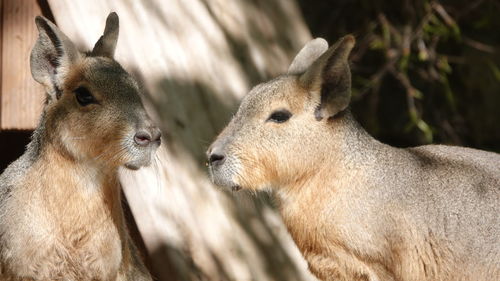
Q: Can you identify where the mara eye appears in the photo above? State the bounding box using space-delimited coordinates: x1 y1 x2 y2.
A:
74 86 96 106
267 110 292 123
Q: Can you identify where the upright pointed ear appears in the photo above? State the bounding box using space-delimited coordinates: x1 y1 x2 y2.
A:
288 38 328 75
91 12 119 58
299 35 355 120
30 16 79 100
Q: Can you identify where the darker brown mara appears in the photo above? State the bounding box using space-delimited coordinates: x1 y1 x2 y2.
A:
0 13 159 280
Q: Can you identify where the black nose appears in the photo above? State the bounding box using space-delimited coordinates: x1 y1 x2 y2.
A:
134 131 152 146
208 153 225 166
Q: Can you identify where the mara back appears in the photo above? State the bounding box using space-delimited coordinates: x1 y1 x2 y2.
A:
207 36 500 281
0 13 159 280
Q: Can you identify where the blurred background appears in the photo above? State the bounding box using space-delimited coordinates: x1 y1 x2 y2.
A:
0 0 498 280
299 0 500 150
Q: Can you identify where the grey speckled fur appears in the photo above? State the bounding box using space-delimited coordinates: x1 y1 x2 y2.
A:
208 36 500 281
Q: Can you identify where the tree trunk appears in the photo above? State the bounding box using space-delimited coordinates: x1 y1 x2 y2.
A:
47 0 317 280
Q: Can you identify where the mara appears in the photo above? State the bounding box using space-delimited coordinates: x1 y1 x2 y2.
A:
208 36 500 281
0 13 159 280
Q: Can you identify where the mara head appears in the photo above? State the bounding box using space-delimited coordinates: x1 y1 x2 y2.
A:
207 36 355 191
31 13 160 170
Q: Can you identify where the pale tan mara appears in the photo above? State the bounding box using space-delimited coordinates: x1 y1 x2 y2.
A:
207 36 500 281
0 13 159 280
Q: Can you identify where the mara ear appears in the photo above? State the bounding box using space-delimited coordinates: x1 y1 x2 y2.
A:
91 12 119 58
288 38 328 75
30 16 79 100
299 35 355 120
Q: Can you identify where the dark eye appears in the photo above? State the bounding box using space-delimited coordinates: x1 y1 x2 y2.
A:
74 86 96 106
267 110 292 123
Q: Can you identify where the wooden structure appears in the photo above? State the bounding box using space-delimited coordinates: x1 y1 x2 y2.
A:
0 0 54 184
0 0 46 129
1 1 317 280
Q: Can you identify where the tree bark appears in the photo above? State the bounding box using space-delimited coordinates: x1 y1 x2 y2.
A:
47 0 317 280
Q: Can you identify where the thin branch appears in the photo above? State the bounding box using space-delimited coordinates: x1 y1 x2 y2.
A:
356 57 398 98
455 0 487 19
462 36 497 53
431 1 457 27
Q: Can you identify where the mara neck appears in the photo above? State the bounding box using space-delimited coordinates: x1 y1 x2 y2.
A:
277 110 391 202
29 143 125 232
21 143 127 243
33 142 122 207
326 110 386 159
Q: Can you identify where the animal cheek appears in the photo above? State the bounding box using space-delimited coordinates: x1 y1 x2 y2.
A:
57 124 90 161
234 149 280 190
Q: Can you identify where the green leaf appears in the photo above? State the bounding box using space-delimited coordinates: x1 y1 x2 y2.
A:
437 56 452 74
409 109 433 143
488 62 500 82
370 38 384 50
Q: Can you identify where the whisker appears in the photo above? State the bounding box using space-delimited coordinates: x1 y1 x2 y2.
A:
94 149 112 161
99 146 128 167
110 147 129 164
152 153 162 193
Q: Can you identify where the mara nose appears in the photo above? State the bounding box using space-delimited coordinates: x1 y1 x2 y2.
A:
134 127 161 146
208 153 225 166
134 131 152 146
207 144 226 166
